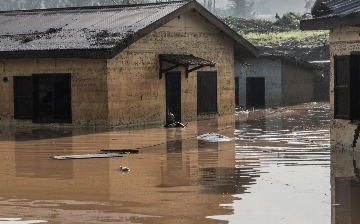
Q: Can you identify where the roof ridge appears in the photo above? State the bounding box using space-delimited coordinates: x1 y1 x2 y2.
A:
0 0 192 14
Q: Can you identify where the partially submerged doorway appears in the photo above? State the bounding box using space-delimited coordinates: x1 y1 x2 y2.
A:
246 77 265 108
166 71 181 122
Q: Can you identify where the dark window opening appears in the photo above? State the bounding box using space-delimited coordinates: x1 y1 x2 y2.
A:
334 55 360 120
14 74 72 123
13 76 33 119
197 71 217 114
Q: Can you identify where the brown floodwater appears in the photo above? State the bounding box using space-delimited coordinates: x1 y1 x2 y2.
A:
0 102 330 224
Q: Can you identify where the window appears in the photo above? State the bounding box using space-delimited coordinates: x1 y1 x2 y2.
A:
334 55 360 120
13 74 72 123
197 71 217 114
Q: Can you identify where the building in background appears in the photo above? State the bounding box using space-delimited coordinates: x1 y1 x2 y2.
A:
235 54 321 108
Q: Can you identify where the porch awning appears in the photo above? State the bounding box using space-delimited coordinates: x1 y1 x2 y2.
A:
159 54 216 79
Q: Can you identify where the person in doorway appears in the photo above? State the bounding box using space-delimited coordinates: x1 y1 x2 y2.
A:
164 111 187 128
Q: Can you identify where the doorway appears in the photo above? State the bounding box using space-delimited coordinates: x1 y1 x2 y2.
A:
246 77 265 108
166 71 181 121
235 77 240 106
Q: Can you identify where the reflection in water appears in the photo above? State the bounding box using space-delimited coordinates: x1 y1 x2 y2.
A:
331 149 360 224
0 103 331 223
210 103 331 223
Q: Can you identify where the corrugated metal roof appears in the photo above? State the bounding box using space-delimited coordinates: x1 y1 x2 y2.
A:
0 0 259 59
0 2 187 52
312 0 360 18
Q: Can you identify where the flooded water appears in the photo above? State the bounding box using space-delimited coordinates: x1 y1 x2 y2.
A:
0 102 331 224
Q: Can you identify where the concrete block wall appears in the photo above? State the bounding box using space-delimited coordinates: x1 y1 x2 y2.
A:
329 26 360 149
0 58 108 127
0 10 235 128
107 10 235 127
281 63 314 106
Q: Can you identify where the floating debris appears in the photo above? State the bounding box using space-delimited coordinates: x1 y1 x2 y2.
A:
197 133 232 142
100 149 139 154
51 153 123 160
118 166 130 172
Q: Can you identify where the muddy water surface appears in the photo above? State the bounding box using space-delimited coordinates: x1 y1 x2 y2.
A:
0 103 330 224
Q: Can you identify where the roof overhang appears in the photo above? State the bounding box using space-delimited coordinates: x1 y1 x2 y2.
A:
300 13 360 30
159 54 216 79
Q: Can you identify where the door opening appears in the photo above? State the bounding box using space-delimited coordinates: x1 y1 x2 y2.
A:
246 77 265 108
166 72 181 122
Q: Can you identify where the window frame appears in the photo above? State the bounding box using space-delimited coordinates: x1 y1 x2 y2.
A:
334 55 360 120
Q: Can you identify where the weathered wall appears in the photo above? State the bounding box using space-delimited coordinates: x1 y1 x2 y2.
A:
0 10 235 128
235 58 282 107
0 58 108 127
281 63 314 106
329 26 360 150
107 10 235 127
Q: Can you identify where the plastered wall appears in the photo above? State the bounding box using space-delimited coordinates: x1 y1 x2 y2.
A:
0 10 235 128
107 10 235 127
281 63 314 106
235 58 282 107
0 58 108 127
329 26 360 149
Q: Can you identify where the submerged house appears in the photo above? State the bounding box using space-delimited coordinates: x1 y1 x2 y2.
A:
301 0 360 149
0 0 258 127
234 54 321 108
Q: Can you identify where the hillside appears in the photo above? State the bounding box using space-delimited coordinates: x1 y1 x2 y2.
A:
219 14 330 62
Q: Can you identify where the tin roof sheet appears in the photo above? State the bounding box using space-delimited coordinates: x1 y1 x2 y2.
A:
0 2 187 52
0 0 258 59
312 0 360 18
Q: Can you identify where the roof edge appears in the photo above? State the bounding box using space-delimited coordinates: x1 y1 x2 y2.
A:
300 12 360 30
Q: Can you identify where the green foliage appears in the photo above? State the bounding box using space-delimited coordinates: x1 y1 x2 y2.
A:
274 12 302 29
228 0 254 18
219 14 329 47
243 30 329 46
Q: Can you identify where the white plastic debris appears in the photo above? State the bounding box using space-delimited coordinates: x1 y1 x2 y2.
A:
196 133 232 142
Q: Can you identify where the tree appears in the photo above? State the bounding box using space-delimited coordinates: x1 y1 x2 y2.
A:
304 0 315 12
228 0 254 18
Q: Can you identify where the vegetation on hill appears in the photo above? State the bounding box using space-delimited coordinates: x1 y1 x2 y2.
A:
219 12 330 61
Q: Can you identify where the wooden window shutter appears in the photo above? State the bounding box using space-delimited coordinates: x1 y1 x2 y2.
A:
197 71 217 114
350 55 360 120
13 76 33 119
334 55 351 119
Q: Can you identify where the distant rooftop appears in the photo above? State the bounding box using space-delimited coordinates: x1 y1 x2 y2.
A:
301 0 360 30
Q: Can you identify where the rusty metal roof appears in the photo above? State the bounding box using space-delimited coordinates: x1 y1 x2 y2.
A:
0 0 258 59
301 0 360 30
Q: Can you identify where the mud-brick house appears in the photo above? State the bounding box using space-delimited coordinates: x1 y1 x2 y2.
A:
0 0 258 127
234 54 321 108
301 0 360 150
